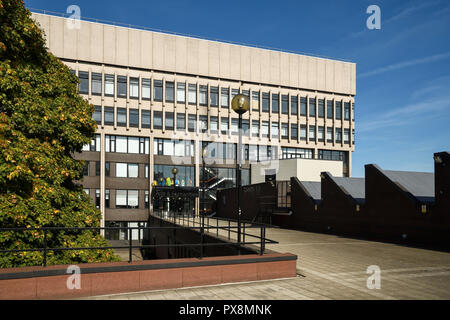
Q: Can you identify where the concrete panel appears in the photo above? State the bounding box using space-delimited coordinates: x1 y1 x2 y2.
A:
280 52 290 86
229 45 241 80
186 38 199 75
325 59 335 92
164 34 176 72
198 39 209 76
35 14 50 49
128 28 141 67
240 46 251 80
48 16 64 58
307 56 317 90
153 32 165 71
141 31 153 69
260 50 271 83
250 47 261 82
90 23 104 63
175 36 187 73
298 55 308 89
219 43 230 78
317 58 326 91
289 54 299 88
208 42 220 77
63 19 78 60
115 27 128 66
270 51 280 84
103 25 116 64
77 21 91 61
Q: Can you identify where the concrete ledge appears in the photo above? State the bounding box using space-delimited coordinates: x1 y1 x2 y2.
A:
0 253 297 300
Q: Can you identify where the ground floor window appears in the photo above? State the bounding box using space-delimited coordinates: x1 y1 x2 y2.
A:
105 221 147 241
153 165 195 187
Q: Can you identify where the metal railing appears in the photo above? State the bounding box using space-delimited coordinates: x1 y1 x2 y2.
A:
0 215 277 267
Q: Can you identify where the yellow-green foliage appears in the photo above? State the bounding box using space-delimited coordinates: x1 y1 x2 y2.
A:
0 0 120 267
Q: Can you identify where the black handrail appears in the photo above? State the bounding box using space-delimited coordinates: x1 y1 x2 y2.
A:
0 215 277 267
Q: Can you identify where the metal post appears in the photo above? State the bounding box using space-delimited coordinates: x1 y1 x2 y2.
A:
228 220 230 240
43 228 47 267
128 227 132 263
237 113 242 249
243 222 246 244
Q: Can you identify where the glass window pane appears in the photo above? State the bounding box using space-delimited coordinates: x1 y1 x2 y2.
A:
91 73 102 95
129 77 139 98
116 163 127 177
116 190 127 207
116 136 127 153
177 82 185 103
127 190 139 208
142 78 151 100
104 74 114 96
117 76 127 98
128 164 139 178
165 81 174 102
128 137 139 154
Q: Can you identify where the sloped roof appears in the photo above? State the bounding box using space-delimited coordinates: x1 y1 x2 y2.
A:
301 181 322 203
330 176 366 204
382 170 434 203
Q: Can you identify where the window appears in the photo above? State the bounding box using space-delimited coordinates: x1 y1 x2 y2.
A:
188 84 197 105
153 111 163 129
281 123 289 139
300 125 307 141
221 117 229 134
327 127 333 142
129 77 139 99
128 164 139 178
291 96 298 115
231 119 238 135
281 147 314 160
82 161 89 176
177 82 185 103
291 124 298 140
117 108 127 127
165 81 174 102
221 88 229 108
335 128 342 142
142 78 151 100
282 95 289 114
318 99 325 118
145 164 149 178
272 94 279 113
78 71 89 94
105 106 115 126
271 122 279 138
309 125 316 141
252 120 259 137
188 114 196 132
105 162 110 176
242 119 250 136
115 190 139 209
176 113 185 130
199 115 208 133
352 103 355 122
336 101 342 120
262 121 269 138
300 97 307 116
105 189 110 208
154 165 195 187
105 189 111 208
344 128 350 144
165 112 174 130
344 102 350 120
154 80 163 101
105 135 115 152
210 116 218 133
252 91 259 111
95 189 100 208
116 136 127 153
95 161 100 176
83 134 100 152
128 137 139 154
141 110 151 128
231 89 239 99
145 191 149 209
262 93 269 112
104 74 114 96
129 109 139 128
91 73 102 95
210 86 218 106
106 136 149 154
327 100 333 119
154 139 194 157
352 129 355 145
309 98 316 117
93 106 102 125
242 90 250 98
318 126 325 142
199 85 208 106
117 76 127 98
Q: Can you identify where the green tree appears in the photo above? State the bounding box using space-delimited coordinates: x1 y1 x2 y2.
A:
0 0 120 267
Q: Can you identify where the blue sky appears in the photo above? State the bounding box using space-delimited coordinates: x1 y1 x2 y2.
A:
24 0 450 177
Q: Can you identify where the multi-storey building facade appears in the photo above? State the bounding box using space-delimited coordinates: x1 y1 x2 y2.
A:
32 12 356 240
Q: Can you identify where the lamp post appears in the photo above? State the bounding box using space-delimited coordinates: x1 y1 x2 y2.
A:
201 147 208 258
231 93 250 251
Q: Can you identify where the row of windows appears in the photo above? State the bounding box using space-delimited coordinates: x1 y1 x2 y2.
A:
84 188 148 209
77 71 353 119
92 108 354 144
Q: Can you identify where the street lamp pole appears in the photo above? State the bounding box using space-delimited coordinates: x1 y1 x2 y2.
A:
231 94 249 252
201 147 207 258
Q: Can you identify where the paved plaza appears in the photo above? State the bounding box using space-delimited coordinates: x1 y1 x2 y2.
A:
84 218 450 300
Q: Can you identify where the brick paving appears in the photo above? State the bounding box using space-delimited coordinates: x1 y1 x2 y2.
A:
83 217 450 300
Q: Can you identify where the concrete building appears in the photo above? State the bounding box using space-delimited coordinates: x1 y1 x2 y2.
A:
31 12 356 240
